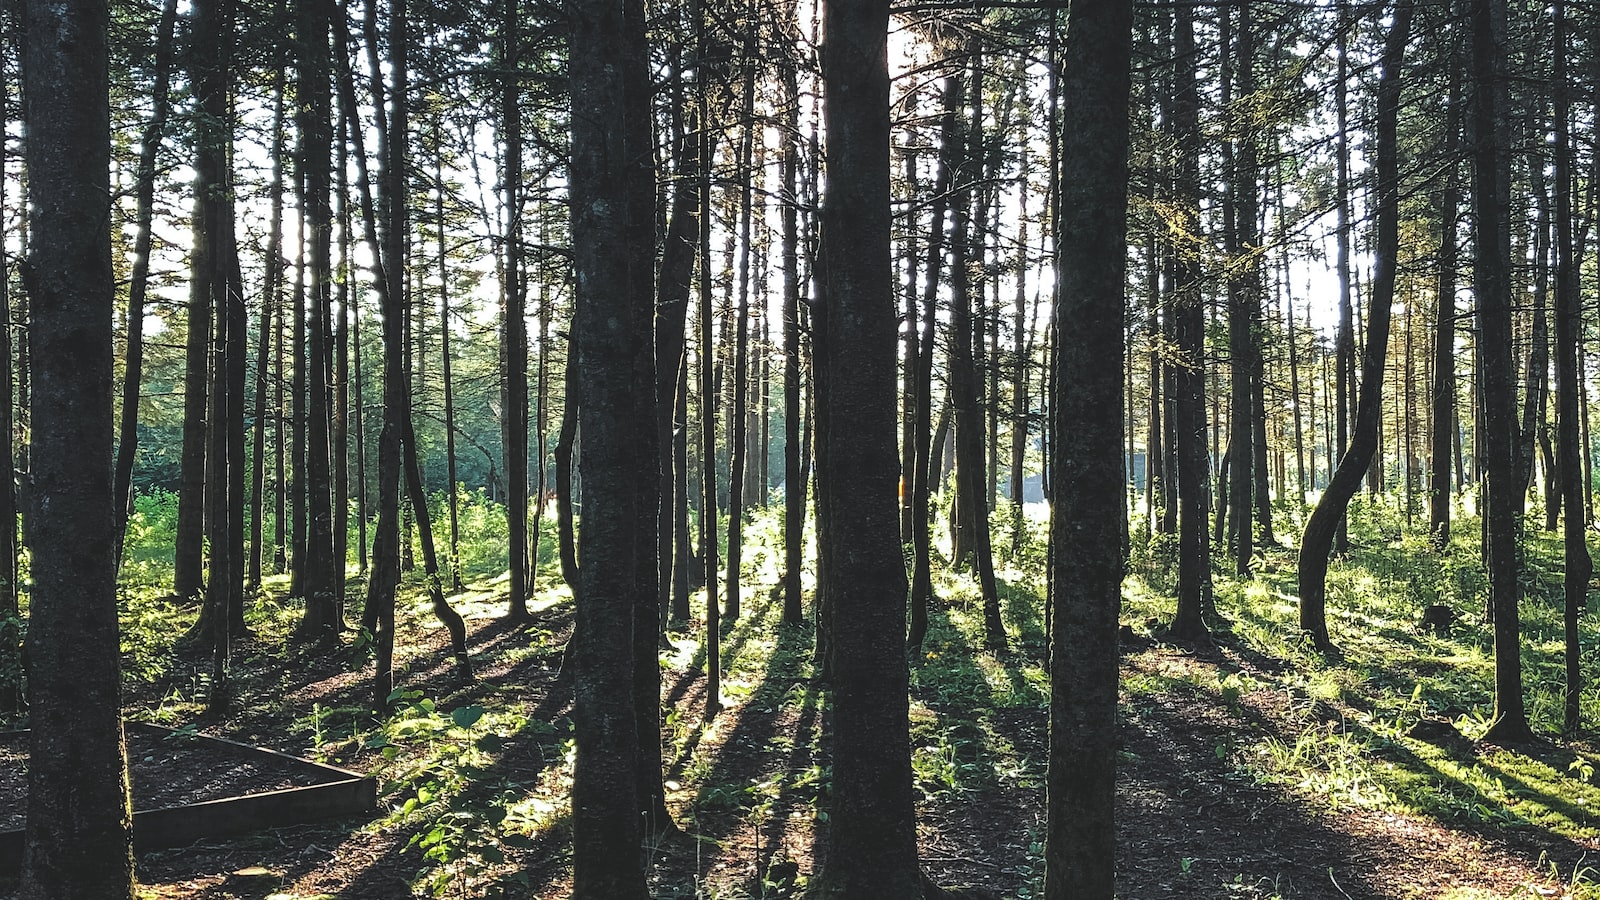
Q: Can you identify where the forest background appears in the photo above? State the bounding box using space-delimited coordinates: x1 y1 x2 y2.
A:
9 0 1600 896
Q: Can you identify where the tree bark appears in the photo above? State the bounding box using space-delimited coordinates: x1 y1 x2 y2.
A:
1046 0 1132 891
18 0 136 889
1472 0 1532 743
1430 49 1461 548
113 0 178 562
1553 0 1590 734
1298 0 1410 654
567 0 655 891
810 0 922 893
1169 0 1211 640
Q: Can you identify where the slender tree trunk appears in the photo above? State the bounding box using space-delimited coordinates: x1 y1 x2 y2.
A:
907 75 957 656
1333 13 1354 556
113 0 178 562
1299 0 1410 653
436 121 463 591
334 114 351 610
781 32 805 627
1225 1 1253 573
1170 1 1211 640
0 53 17 714
294 0 337 641
1431 52 1461 548
1472 0 1532 743
250 60 286 593
1553 0 1590 734
725 63 756 624
501 0 531 619
949 58 1004 649
695 0 722 718
655 103 699 635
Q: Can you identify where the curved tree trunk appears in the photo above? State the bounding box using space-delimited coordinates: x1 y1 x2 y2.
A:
113 0 178 564
1298 0 1410 654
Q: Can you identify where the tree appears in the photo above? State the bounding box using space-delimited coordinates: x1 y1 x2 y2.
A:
1297 0 1410 653
566 0 655 893
1470 0 1532 744
501 0 532 621
808 0 921 892
1430 50 1461 549
1168 0 1212 641
1552 0 1589 735
112 0 177 562
18 0 136 892
1046 0 1132 891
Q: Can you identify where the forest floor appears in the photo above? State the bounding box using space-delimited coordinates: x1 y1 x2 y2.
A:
8 503 1600 899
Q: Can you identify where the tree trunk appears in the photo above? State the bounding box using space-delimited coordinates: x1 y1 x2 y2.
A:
567 0 655 890
1046 0 1132 891
907 75 958 656
725 62 755 624
1333 15 1354 556
501 0 531 621
781 35 805 627
950 58 1004 650
18 0 136 889
1552 0 1590 734
1472 0 1532 743
1298 0 1410 654
1430 51 1461 548
1170 0 1211 641
294 0 337 641
250 58 286 592
113 0 178 562
810 0 922 892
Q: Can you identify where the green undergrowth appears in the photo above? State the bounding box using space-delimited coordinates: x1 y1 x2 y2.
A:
77 488 1600 897
1126 496 1600 855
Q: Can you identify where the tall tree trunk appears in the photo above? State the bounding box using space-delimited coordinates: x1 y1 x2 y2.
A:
1170 0 1211 640
781 28 805 627
1473 0 1532 743
1431 50 1461 548
725 63 756 624
1224 1 1253 573
18 0 136 891
1298 0 1410 653
907 74 958 656
950 57 1004 650
0 51 17 714
501 0 531 621
811 0 921 891
113 0 178 561
294 0 337 641
333 112 351 610
436 120 463 591
657 101 698 631
250 57 286 592
696 0 722 717
1046 0 1132 891
1552 0 1590 734
1333 12 1355 556
567 0 656 889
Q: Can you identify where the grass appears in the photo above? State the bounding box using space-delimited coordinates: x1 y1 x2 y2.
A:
12 488 1600 896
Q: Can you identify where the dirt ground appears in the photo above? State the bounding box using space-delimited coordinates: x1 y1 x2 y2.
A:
3 600 1595 899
